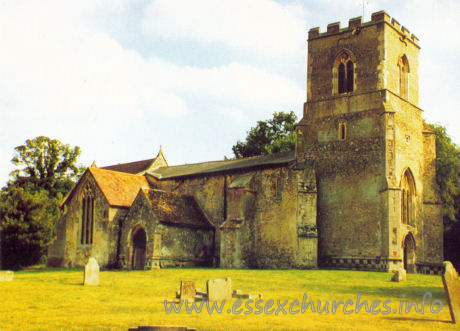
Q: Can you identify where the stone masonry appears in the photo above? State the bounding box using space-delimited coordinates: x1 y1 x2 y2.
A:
46 11 443 274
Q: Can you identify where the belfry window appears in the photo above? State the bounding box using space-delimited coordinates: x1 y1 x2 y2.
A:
337 52 354 94
81 184 95 244
400 169 415 226
398 55 409 99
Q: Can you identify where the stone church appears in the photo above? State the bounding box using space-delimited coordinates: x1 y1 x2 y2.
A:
47 11 443 274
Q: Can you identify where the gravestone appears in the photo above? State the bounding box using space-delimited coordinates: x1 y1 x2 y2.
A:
391 269 406 282
442 261 460 324
207 277 232 301
83 257 100 286
0 271 14 281
180 280 196 302
249 293 263 300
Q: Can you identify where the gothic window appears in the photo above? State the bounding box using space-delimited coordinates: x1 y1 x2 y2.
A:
275 177 282 200
398 55 409 99
400 169 415 226
338 121 347 140
81 183 95 244
336 51 354 94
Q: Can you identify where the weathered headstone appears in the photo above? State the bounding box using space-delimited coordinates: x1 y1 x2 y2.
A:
180 280 195 302
207 277 232 301
391 269 406 282
249 293 263 300
442 261 460 324
0 271 14 281
83 257 100 286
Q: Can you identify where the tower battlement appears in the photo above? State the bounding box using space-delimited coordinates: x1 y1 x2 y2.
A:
308 10 419 45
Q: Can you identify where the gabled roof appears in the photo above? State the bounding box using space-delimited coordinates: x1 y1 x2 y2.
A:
148 150 296 180
60 168 151 208
141 189 214 229
89 168 151 207
100 147 168 175
101 158 155 174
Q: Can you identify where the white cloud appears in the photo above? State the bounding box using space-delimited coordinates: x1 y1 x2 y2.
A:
0 1 303 122
142 0 308 56
0 5 187 119
0 0 305 186
167 62 303 109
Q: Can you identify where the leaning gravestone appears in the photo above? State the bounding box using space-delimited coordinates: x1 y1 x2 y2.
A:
180 280 196 302
391 269 406 282
207 277 232 301
442 261 460 324
83 257 100 286
0 271 14 281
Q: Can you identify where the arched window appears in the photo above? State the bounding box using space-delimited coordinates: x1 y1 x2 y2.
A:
335 51 354 94
400 169 415 226
81 183 95 244
275 177 282 200
338 121 347 140
398 55 409 99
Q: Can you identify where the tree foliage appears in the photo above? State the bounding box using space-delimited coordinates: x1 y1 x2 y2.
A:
232 111 297 158
427 124 460 223
427 124 460 268
1 136 82 269
0 182 59 268
10 136 81 198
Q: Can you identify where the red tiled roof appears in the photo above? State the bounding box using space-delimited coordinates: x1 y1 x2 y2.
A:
141 189 214 229
89 168 151 207
101 158 154 174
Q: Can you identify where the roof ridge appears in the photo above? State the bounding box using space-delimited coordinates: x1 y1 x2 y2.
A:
101 157 155 168
158 150 294 170
89 167 148 177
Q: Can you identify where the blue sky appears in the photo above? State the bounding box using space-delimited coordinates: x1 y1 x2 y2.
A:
1 0 459 186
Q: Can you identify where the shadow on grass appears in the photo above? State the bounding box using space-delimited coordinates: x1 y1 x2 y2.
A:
383 316 452 324
17 267 84 273
346 285 446 300
292 282 446 302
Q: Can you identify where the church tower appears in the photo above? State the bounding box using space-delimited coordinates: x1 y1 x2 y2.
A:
297 11 443 273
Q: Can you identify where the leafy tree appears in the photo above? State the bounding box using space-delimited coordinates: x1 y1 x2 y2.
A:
0 182 59 269
427 124 460 268
1 136 82 269
232 111 297 158
10 136 81 198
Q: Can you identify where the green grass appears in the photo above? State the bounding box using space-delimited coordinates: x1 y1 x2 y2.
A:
0 268 456 330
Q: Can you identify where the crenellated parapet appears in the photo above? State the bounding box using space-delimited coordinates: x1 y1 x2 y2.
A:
308 10 419 46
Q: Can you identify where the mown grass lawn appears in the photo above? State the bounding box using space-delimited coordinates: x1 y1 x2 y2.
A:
0 267 456 330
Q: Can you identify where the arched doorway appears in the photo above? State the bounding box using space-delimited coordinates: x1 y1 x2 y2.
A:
403 233 416 273
132 228 146 270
